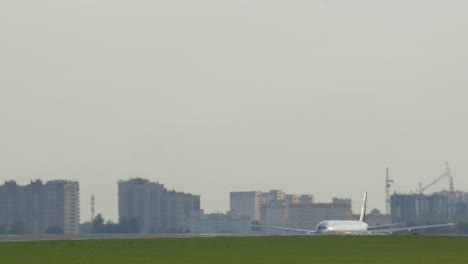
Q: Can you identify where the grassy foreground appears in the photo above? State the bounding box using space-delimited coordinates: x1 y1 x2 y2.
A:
0 235 467 264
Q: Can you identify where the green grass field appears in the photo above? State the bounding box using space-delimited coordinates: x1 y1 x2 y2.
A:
0 235 467 264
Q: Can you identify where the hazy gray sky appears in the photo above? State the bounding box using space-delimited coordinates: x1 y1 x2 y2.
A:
2 1 468 222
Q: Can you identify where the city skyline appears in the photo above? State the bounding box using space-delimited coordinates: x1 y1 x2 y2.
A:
0 173 461 224
2 176 465 235
2 1 468 222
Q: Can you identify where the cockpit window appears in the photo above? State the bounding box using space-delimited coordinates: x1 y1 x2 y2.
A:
318 226 327 230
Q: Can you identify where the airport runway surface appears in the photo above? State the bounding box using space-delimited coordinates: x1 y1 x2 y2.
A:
1 233 465 242
0 233 260 242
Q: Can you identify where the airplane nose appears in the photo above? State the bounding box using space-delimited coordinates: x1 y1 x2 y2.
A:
316 226 328 233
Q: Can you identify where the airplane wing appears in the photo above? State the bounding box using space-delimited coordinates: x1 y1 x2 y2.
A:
252 225 316 234
367 223 402 229
369 223 454 234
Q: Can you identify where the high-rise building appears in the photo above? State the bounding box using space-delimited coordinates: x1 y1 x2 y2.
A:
391 191 468 224
62 182 80 234
0 180 80 234
118 178 201 233
260 190 286 205
285 194 300 204
118 178 165 233
332 198 351 206
300 195 314 204
230 190 315 223
230 191 262 221
166 191 201 232
260 203 288 234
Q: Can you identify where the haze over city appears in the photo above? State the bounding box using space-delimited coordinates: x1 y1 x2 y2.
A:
2 1 468 222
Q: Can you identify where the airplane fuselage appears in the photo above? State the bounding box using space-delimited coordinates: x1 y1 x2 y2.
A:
315 220 368 234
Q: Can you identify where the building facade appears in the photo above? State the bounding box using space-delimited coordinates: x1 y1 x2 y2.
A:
230 190 315 222
0 180 80 234
391 191 468 224
118 178 201 233
230 189 353 232
351 208 391 227
287 202 353 230
260 203 288 234
230 191 262 221
189 211 251 234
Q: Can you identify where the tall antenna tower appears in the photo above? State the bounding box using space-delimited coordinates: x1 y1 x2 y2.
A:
385 167 394 215
445 161 455 195
91 195 95 221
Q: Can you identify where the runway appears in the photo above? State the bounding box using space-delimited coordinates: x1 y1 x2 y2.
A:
0 233 261 242
1 233 465 242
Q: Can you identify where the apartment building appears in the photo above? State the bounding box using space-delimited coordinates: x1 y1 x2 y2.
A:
230 190 315 223
118 178 201 233
0 180 80 234
391 191 468 224
230 191 262 221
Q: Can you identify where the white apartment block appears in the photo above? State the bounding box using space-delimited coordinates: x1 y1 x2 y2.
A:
63 182 80 234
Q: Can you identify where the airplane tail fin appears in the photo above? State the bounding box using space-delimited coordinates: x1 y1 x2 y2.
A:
359 192 367 222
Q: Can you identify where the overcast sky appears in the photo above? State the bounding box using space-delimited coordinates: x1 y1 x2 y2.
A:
1 1 468 222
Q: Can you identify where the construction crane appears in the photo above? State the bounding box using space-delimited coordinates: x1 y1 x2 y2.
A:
418 162 455 194
385 167 393 215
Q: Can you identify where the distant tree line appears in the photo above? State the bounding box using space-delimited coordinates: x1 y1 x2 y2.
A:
79 214 140 233
0 221 64 235
0 221 27 234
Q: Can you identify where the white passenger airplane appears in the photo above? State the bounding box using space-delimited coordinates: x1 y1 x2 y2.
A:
253 193 454 235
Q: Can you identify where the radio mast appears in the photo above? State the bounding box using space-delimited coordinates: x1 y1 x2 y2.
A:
91 194 95 221
385 168 394 215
